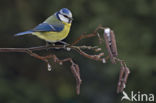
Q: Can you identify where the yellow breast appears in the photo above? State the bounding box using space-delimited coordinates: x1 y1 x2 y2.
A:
32 22 71 42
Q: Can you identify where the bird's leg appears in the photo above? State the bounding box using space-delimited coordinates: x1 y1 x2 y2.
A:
45 41 55 50
58 41 70 48
58 41 69 45
46 41 50 48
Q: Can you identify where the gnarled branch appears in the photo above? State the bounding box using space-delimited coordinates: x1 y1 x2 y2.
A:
0 25 130 95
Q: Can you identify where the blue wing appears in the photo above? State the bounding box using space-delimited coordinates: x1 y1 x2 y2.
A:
32 23 64 32
15 23 64 36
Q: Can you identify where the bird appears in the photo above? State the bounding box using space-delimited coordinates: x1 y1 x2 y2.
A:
15 8 73 44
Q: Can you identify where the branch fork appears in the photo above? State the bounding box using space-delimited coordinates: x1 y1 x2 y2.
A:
0 25 130 95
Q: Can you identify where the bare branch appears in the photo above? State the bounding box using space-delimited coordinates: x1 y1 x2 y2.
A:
110 31 118 57
26 50 82 95
0 25 130 95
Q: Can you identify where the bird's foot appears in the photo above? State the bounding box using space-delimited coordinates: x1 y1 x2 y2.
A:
58 41 69 48
58 41 71 51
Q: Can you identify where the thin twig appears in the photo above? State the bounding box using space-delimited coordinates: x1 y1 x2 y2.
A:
26 50 82 95
0 25 130 95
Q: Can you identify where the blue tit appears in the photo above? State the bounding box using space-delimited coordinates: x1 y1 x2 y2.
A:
15 8 73 43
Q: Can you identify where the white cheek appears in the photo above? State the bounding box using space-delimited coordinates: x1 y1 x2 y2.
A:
58 14 69 23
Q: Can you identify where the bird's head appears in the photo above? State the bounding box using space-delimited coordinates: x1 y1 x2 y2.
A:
57 8 73 23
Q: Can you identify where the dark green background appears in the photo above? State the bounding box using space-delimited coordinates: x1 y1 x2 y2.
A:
0 0 156 103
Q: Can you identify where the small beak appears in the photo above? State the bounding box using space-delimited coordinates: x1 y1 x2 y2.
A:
68 17 73 21
68 17 73 23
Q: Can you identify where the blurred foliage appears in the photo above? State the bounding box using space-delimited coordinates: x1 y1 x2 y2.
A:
0 0 156 103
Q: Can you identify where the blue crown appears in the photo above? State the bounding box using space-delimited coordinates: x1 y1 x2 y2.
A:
59 8 72 17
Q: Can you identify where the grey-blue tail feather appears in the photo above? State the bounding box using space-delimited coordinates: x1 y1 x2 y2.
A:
14 30 33 36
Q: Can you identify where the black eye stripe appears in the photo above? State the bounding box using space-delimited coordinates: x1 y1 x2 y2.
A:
63 15 68 18
62 14 72 20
